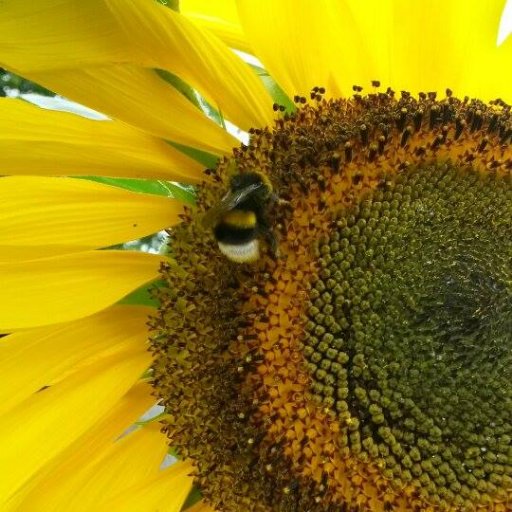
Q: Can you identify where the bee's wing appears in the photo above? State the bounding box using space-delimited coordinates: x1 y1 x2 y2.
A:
201 183 263 228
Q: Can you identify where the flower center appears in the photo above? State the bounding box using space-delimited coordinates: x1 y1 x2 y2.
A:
151 87 512 511
304 164 512 509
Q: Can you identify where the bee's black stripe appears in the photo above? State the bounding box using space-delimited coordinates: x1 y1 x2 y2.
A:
214 223 258 245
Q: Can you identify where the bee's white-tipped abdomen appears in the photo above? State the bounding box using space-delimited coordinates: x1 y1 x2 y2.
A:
218 240 260 263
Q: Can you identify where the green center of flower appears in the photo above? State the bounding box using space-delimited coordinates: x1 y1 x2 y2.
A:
303 164 512 507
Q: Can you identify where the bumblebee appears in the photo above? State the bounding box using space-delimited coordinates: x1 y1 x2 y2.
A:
202 170 278 263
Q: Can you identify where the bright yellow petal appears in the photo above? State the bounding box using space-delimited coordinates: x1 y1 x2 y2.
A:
0 305 152 416
0 246 102 263
181 0 241 27
236 0 511 102
28 65 236 155
0 250 165 330
498 0 512 44
0 98 203 180
236 0 366 98
382 0 509 98
0 0 244 151
0 176 183 251
330 0 511 101
455 1 512 102
0 0 128 72
104 0 273 129
5 381 156 512
185 15 251 54
13 424 169 512
181 0 252 54
95 461 193 512
0 348 151 504
1 0 271 131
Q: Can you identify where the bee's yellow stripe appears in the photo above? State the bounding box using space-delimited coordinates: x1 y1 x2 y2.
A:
223 210 257 228
256 171 273 195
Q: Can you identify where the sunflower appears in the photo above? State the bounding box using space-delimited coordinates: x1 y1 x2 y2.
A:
1 1 512 511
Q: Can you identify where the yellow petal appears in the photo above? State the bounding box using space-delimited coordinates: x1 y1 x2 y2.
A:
0 246 94 264
181 0 252 54
236 0 365 98
455 1 512 102
382 0 509 99
498 0 512 45
5 381 156 511
29 65 236 155
105 0 273 129
13 424 169 512
95 461 194 512
0 250 165 330
0 0 128 72
0 176 183 251
0 0 272 130
330 0 511 101
0 98 204 180
0 305 152 416
0 0 256 144
181 0 241 27
236 0 511 102
1 0 271 131
185 15 251 55
0 347 151 504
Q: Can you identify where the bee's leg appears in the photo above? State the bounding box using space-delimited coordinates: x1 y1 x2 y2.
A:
269 192 290 208
267 230 280 259
260 227 280 259
259 217 280 259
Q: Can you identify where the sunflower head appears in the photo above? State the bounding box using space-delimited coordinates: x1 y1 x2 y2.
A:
151 87 512 511
2 0 512 510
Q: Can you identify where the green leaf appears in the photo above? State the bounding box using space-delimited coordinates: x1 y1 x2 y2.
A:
169 141 219 169
182 487 202 509
80 176 196 203
196 96 225 128
253 66 296 113
154 69 227 131
164 182 196 204
0 69 54 96
155 69 201 109
156 0 179 10
118 279 163 307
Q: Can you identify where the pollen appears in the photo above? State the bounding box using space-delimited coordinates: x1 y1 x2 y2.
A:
151 86 512 511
